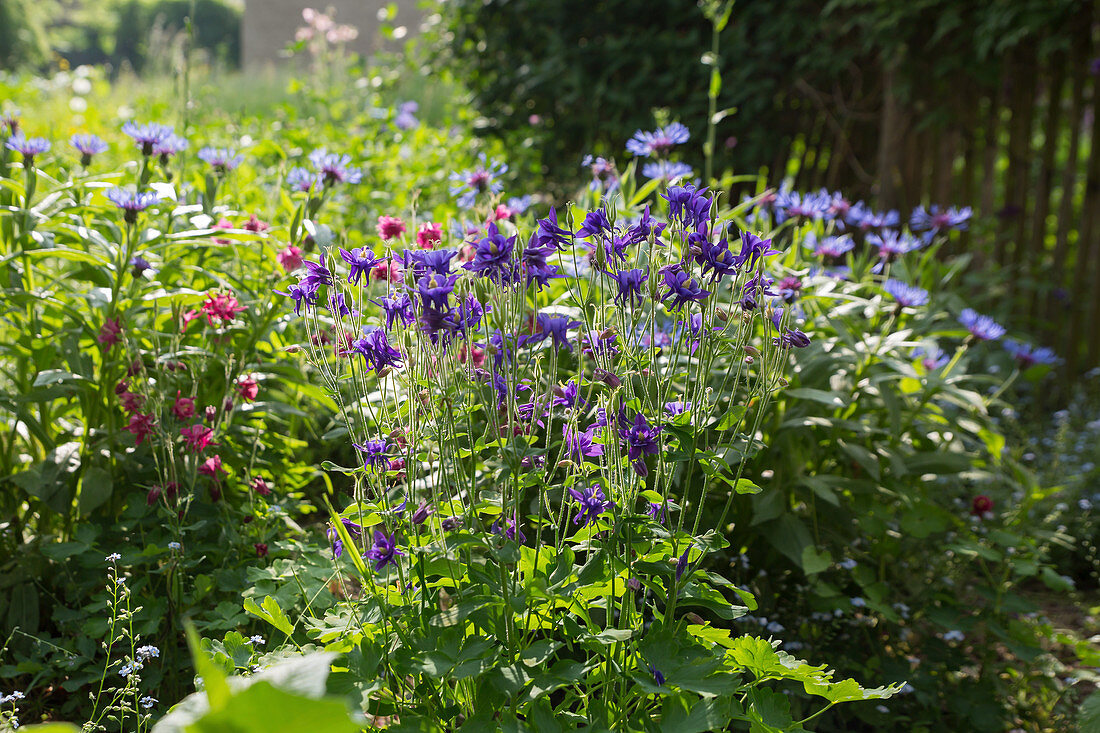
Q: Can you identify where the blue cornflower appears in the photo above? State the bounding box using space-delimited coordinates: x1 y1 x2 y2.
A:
106 188 160 223
568 485 613 527
464 223 517 282
642 159 693 183
287 166 320 192
197 147 243 173
619 412 661 477
911 205 972 235
959 308 1006 341
366 529 404 571
374 293 416 330
309 148 362 186
582 154 620 192
884 279 929 307
807 233 855 258
659 264 711 312
153 134 188 159
604 268 648 307
1003 340 1059 368
663 184 712 232
449 154 507 208
913 346 950 370
534 313 581 351
354 439 390 470
868 229 922 259
626 122 690 157
5 134 50 164
394 101 419 130
122 121 174 155
71 133 108 164
352 326 403 372
774 188 832 223
846 203 899 231
339 247 380 285
564 424 604 461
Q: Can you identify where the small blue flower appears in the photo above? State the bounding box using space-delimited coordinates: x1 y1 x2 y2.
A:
197 146 243 172
884 279 929 307
959 308 1006 341
106 188 160 223
71 133 108 162
449 154 507 208
626 122 689 157
140 696 158 709
309 148 362 186
943 629 965 642
642 160 693 183
122 121 174 154
1003 339 1058 368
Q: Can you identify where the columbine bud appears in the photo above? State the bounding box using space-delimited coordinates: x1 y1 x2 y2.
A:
744 356 754 365
743 344 760 357
627 577 642 592
594 368 621 388
685 612 706 625
378 367 392 378
715 308 729 322
779 377 790 387
600 326 617 340
285 344 301 353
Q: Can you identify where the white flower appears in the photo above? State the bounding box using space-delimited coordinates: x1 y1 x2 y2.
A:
140 696 158 709
168 542 182 551
943 629 965 642
249 635 265 646
105 553 121 562
136 645 160 660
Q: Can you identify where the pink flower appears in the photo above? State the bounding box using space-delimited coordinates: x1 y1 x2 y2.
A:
115 380 129 395
146 486 162 505
180 423 215 453
198 454 224 479
213 218 233 245
204 405 217 423
376 215 407 241
254 543 268 557
243 214 269 232
119 392 145 414
236 376 259 402
250 476 272 496
124 413 156 445
98 318 123 348
201 292 246 326
277 245 303 273
491 204 514 222
181 309 202 330
971 495 994 518
172 392 196 421
370 259 401 282
416 222 443 249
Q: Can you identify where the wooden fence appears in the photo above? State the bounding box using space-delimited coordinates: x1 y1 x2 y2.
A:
765 7 1100 377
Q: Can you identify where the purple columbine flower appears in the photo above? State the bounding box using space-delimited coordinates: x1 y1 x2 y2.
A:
5 134 50 165
627 205 667 243
649 665 666 686
106 188 160 223
910 205 972 235
626 122 690 157
464 223 517 282
352 326 404 372
122 121 174 155
197 147 243 173
449 153 507 208
327 518 363 559
575 208 613 241
1003 340 1059 368
776 328 811 349
354 439 389 470
403 248 457 278
339 247 380 285
532 313 581 351
642 160 693 183
663 184 712 231
417 272 459 311
374 293 416 330
664 401 690 416
152 134 188 160
536 207 574 250
582 154 620 192
581 329 618 358
310 148 362 186
564 424 604 461
130 256 152 277
278 282 310 316
410 500 433 525
733 230 780 270
71 133 108 164
646 501 667 524
604 268 648 307
550 380 586 411
568 485 613 527
884 279 929 307
287 166 320 192
693 236 738 282
659 264 710 312
619 412 661 477
520 236 560 291
959 308 1006 341
366 529 404 571
675 546 692 581
491 512 526 543
807 233 855 259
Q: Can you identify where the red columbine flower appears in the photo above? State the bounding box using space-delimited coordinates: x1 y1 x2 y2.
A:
146 486 162 505
180 423 215 452
243 214 269 232
201 292 246 326
971 495 994 517
115 380 129 395
416 222 442 249
172 392 196 420
98 318 123 348
198 454 224 479
125 413 156 445
254 543 268 557
236 376 259 402
376 215 407 241
120 392 145 413
250 476 272 496
277 245 303 273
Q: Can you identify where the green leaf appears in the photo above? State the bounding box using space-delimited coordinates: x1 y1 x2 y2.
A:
185 622 231 712
801 546 832 575
243 595 294 637
77 467 112 515
660 695 735 733
747 688 794 730
185 681 361 733
784 388 846 408
1079 690 1100 733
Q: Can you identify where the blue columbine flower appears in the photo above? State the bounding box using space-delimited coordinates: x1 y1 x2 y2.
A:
491 512 526 543
693 236 738 282
959 308 1006 341
521 235 560 290
675 546 692 581
663 184 712 232
550 380 586 411
619 412 661 476
327 518 363 559
564 424 604 461
568 484 613 527
403 248 457 278
533 313 581 351
884 279 929 307
659 264 710 312
449 153 507 208
626 122 690 157
374 293 416 330
627 205 667 244
309 148 362 186
106 188 160 223
535 207 575 251
366 529 404 571
464 223 517 282
71 133 108 164
581 329 618 358
122 121 174 155
1003 339 1059 368
339 247 380 285
733 230 780 270
354 439 390 470
649 664 666 686
416 272 459 311
575 208 613 241
604 268 648 307
352 327 403 372
642 159 693 183
197 146 244 173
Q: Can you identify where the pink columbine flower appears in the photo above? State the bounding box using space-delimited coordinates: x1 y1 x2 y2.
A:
377 215 407 241
172 392 196 421
198 454 224 479
99 318 123 348
416 222 443 249
201 292 246 326
119 392 145 413
236 376 259 402
125 413 156 445
180 423 215 453
370 259 401 282
243 214 269 232
251 476 273 496
213 218 233 245
277 245 304 273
